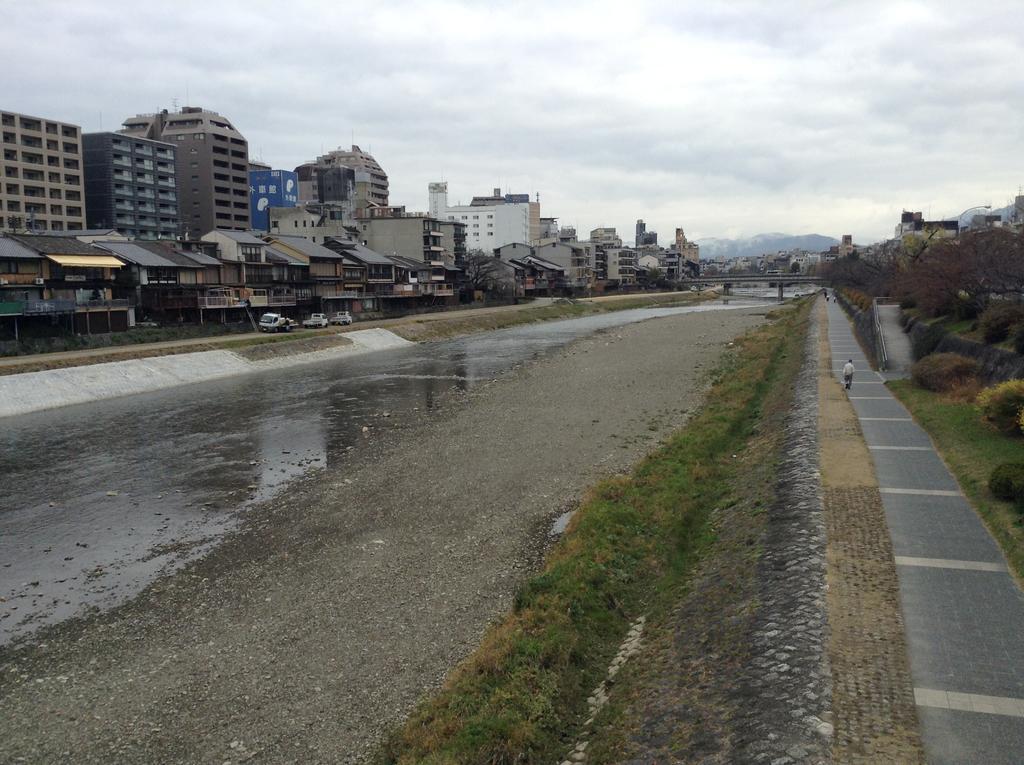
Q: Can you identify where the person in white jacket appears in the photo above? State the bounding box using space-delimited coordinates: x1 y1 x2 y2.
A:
842 359 855 390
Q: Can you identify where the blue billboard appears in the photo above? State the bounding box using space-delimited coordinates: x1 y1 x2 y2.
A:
249 169 298 231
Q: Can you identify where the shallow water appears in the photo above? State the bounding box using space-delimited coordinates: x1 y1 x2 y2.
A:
0 299 770 644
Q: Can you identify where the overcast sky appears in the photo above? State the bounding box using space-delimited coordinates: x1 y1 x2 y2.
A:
4 1 1022 243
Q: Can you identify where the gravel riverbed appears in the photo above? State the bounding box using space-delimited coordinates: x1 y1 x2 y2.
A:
0 307 767 764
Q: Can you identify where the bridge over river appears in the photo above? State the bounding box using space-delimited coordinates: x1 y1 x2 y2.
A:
685 274 824 299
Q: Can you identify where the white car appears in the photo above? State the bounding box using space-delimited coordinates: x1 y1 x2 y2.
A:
329 311 354 326
303 313 329 328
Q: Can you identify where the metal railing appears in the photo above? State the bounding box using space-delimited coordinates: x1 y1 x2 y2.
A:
24 298 76 314
872 297 889 372
77 299 130 309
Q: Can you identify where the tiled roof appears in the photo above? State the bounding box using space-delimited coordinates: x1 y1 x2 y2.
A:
0 236 43 259
324 238 394 265
6 233 98 256
92 240 178 268
206 229 266 245
266 234 344 260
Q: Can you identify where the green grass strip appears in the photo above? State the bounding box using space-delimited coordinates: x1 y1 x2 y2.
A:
889 381 1024 580
376 301 811 765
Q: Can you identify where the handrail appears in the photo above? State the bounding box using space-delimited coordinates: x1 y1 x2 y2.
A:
872 297 889 372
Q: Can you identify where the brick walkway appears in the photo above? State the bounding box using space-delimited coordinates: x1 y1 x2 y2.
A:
826 299 1024 763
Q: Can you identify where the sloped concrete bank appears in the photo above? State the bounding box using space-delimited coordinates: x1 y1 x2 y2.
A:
0 329 413 418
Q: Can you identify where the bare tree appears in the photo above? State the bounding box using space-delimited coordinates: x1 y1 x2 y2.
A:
462 250 510 294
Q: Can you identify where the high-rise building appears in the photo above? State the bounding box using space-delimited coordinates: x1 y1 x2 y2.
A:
0 110 85 233
295 145 388 215
675 227 699 267
635 219 658 246
120 106 250 237
429 182 539 251
83 132 179 240
589 227 622 248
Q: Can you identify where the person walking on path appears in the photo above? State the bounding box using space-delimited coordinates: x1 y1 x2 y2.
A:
842 359 855 389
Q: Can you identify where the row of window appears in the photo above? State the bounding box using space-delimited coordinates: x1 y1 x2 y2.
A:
0 217 82 231
3 168 80 186
1 132 79 154
2 149 80 170
0 198 82 215
0 114 78 138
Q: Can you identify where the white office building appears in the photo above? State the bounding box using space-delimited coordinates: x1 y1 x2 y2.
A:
429 182 534 253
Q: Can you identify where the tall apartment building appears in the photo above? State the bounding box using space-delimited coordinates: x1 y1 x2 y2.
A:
1 110 85 233
295 145 388 216
83 132 179 240
589 227 622 248
120 106 249 237
675 227 700 266
429 183 540 252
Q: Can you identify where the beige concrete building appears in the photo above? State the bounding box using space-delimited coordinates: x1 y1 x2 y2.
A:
1 110 85 233
120 106 249 238
675 227 700 266
589 227 622 248
356 207 452 264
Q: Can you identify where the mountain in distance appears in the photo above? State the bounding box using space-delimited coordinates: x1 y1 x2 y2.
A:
694 233 839 260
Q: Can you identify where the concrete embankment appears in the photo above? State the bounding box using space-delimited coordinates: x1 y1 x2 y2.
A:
0 329 412 418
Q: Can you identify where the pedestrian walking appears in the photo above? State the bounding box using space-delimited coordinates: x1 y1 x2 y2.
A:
842 359 855 390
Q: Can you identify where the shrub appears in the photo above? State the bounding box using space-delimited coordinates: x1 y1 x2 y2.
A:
1012 324 1024 356
912 323 947 361
840 288 872 312
977 380 1024 433
978 302 1024 344
911 353 980 392
989 462 1024 505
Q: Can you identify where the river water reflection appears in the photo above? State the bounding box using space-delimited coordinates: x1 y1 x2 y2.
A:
0 298 779 643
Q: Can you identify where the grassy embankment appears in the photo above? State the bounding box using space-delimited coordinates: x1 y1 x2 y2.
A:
376 300 810 764
889 380 1024 580
389 291 711 342
0 292 713 375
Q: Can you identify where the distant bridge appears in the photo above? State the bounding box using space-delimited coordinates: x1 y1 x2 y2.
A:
684 274 824 299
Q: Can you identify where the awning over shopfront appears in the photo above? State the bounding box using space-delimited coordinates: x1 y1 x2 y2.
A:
44 254 125 268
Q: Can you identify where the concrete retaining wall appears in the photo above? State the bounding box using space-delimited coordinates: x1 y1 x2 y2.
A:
834 293 879 369
0 329 413 419
904 317 1024 384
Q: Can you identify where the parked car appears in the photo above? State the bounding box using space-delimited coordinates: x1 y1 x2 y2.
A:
329 311 354 326
258 313 294 333
303 313 329 328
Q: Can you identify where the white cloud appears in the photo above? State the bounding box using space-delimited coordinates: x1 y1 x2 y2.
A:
3 0 1022 242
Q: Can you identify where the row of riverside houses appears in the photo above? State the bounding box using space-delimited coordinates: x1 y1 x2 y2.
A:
0 227 462 338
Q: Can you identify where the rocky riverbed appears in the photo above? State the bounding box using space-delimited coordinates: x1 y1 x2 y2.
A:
0 307 767 764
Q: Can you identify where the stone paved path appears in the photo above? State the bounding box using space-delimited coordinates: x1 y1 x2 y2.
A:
826 299 1024 764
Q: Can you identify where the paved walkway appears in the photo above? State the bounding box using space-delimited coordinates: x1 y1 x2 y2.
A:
826 299 1024 764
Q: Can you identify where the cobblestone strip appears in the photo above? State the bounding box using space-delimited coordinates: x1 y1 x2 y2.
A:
558 616 647 764
818 300 925 763
728 308 833 765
